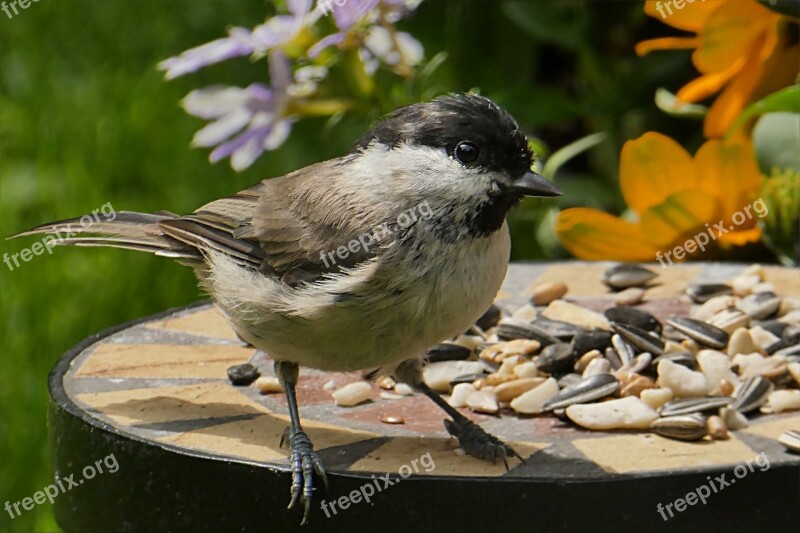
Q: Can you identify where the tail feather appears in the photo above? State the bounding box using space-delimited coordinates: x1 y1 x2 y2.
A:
8 210 201 262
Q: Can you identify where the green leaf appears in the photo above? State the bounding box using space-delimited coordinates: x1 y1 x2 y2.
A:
655 88 707 119
753 112 800 174
542 132 605 179
727 85 800 136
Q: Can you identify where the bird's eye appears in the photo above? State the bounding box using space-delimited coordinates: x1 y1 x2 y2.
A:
454 141 479 165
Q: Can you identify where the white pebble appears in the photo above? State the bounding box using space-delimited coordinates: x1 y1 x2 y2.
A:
497 355 520 376
566 397 659 430
513 361 539 379
696 350 739 396
332 381 372 407
541 300 611 331
255 376 283 394
778 309 800 325
788 362 800 386
748 326 780 350
510 377 559 414
732 353 765 375
582 357 612 378
465 390 499 414
394 383 414 396
448 383 476 408
512 304 538 321
323 380 337 391
762 390 800 413
720 407 749 430
732 274 760 296
640 388 673 409
422 361 487 392
614 287 645 306
657 359 710 397
727 328 762 356
692 295 735 321
531 282 568 306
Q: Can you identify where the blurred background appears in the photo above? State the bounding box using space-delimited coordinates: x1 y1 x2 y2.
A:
0 1 797 530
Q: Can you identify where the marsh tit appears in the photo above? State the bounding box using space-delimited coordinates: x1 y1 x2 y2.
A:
14 93 561 523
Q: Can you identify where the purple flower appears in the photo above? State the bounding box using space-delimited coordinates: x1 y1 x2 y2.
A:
182 53 298 171
309 0 422 59
159 0 318 80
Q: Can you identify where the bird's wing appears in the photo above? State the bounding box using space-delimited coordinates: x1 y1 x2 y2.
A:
161 158 384 283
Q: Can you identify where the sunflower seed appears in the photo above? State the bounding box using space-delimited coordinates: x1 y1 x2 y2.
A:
571 329 613 356
227 363 260 386
536 342 576 374
766 331 800 354
543 373 619 410
605 307 663 334
531 317 585 341
651 352 697 371
497 319 559 345
667 317 729 349
557 373 582 389
603 264 657 289
605 347 624 370
651 414 707 441
475 304 503 330
613 323 665 355
686 283 733 304
778 430 800 453
731 376 774 413
707 309 750 334
426 343 472 363
737 292 781 320
611 334 636 365
659 396 732 417
773 344 800 357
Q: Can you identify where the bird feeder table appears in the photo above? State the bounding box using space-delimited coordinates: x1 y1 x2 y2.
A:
49 262 800 532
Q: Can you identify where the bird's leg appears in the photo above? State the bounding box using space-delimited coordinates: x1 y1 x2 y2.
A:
395 359 524 470
275 361 328 525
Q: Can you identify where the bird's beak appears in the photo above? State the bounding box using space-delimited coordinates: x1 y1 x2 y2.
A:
510 171 563 197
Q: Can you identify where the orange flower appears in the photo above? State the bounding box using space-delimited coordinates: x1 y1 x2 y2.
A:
556 132 763 262
636 0 799 137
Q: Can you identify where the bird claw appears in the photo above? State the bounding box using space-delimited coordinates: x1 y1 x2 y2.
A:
281 427 328 525
443 418 523 471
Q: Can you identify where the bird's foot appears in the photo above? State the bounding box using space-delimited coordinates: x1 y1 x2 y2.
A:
280 427 328 524
443 418 523 470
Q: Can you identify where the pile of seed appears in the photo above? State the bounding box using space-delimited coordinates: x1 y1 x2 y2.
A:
418 264 800 451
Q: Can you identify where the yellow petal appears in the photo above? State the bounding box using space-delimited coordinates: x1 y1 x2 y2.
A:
693 0 775 74
639 190 722 248
675 56 744 103
703 39 765 137
619 132 695 214
635 36 699 57
644 0 720 32
556 208 660 261
692 138 763 221
717 227 762 246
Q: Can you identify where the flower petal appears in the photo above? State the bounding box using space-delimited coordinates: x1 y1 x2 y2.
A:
635 37 699 57
308 32 346 58
191 108 252 148
693 0 775 74
639 190 722 248
619 132 695 214
717 227 762 246
158 36 255 80
263 119 293 150
182 86 249 120
556 208 660 261
643 0 719 32
692 138 763 224
675 56 744 103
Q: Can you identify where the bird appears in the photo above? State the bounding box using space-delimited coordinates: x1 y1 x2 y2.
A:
12 93 562 523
